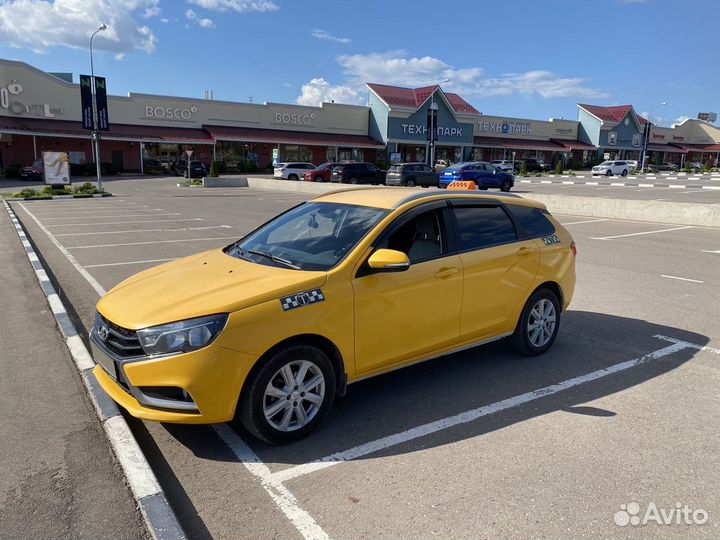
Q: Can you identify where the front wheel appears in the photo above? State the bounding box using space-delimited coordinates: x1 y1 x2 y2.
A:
510 288 561 356
605 170 613 177
500 179 512 192
237 345 336 444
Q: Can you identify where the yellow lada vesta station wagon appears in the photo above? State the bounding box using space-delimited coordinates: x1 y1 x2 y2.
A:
92 188 576 443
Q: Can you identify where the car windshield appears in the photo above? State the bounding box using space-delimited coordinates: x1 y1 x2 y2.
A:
451 162 474 170
599 161 613 166
228 202 388 271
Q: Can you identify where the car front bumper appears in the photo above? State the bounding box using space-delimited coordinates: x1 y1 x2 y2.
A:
91 332 256 424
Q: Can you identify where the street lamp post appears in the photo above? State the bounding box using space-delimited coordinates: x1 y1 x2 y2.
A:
641 101 667 173
90 24 107 191
429 78 449 168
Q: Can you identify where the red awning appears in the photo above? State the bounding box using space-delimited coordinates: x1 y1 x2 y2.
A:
205 125 384 148
646 143 687 153
473 136 565 151
679 144 720 153
550 139 596 151
0 117 213 144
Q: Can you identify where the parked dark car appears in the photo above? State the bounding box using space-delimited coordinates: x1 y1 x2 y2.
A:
439 161 515 192
522 158 552 172
656 162 679 171
330 162 386 184
385 162 439 187
302 162 344 182
142 159 164 175
20 159 44 180
176 160 207 178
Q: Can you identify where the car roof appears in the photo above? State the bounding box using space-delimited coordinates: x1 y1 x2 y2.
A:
313 188 546 211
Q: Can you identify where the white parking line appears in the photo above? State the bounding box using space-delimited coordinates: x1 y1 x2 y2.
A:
16 202 107 296
68 236 238 249
591 226 693 240
50 218 204 227
270 335 699 484
213 424 330 540
54 225 232 236
701 249 720 254
660 275 705 284
84 258 178 268
560 218 610 226
40 212 180 221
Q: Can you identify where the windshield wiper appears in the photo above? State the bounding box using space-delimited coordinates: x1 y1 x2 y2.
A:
246 249 300 270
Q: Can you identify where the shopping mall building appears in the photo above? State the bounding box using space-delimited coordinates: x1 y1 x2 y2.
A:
1 59 719 172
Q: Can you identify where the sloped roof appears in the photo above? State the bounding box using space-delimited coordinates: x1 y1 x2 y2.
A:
578 104 649 125
367 83 480 114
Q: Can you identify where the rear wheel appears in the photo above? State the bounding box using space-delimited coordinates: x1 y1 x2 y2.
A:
510 288 561 356
237 345 336 444
288 174 299 181
405 178 416 187
349 177 359 184
500 179 512 192
621 169 628 177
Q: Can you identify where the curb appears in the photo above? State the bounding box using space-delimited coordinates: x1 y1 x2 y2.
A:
1 193 113 201
2 199 186 540
517 178 720 190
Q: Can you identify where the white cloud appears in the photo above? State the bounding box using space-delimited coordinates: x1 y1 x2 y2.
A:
311 29 351 44
332 50 608 100
296 78 363 106
186 8 215 28
160 17 169 23
0 0 159 54
115 52 125 61
187 0 279 12
142 5 161 18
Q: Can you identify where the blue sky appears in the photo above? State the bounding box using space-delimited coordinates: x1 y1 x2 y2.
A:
0 0 716 126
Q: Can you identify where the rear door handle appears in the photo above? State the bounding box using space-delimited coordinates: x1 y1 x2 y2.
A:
517 246 536 255
435 267 458 278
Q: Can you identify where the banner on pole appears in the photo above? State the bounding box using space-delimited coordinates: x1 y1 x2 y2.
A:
94 76 110 131
79 75 94 130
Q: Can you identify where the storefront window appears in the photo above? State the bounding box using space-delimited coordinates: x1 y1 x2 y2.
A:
280 145 313 163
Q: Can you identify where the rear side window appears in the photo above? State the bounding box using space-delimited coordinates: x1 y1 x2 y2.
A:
507 205 556 237
452 206 517 251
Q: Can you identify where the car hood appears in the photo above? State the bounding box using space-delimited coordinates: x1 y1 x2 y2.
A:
97 249 327 330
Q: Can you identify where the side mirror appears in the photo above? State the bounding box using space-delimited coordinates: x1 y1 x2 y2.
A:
367 249 410 272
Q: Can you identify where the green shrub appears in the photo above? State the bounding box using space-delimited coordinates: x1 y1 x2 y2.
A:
16 188 38 198
209 160 219 177
72 182 99 195
555 160 564 174
704 159 712 171
520 160 528 176
684 163 692 173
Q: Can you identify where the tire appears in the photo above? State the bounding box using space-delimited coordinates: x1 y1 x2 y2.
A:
237 345 336 444
510 288 561 356
405 178 416 187
621 169 628 177
313 176 323 182
605 170 613 177
349 177 359 184
288 174 299 181
500 179 512 192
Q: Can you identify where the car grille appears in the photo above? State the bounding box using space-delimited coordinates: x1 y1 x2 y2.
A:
95 312 144 358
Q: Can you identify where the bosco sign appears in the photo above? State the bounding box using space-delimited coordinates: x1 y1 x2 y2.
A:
144 105 197 120
275 112 316 126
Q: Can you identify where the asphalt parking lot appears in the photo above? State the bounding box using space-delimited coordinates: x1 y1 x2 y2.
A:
7 176 720 539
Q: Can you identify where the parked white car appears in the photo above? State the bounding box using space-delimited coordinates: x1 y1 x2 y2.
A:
592 160 631 177
625 160 638 170
490 159 517 172
273 162 316 180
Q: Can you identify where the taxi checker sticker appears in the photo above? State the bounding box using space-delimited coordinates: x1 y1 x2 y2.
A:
280 289 325 311
543 234 561 245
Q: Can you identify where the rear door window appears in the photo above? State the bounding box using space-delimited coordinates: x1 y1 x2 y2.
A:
452 206 517 251
506 205 556 238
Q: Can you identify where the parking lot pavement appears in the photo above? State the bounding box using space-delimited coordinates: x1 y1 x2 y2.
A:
0 202 147 539
7 182 720 538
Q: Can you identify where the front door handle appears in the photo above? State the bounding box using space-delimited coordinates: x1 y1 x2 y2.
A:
435 267 458 278
517 246 536 255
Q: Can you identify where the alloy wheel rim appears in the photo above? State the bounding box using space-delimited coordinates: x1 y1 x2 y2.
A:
527 298 556 348
263 360 325 432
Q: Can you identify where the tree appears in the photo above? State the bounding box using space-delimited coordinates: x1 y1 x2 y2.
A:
555 159 564 174
520 160 528 176
209 160 219 177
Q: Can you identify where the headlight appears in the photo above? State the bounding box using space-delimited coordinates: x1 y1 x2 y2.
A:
136 314 228 356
